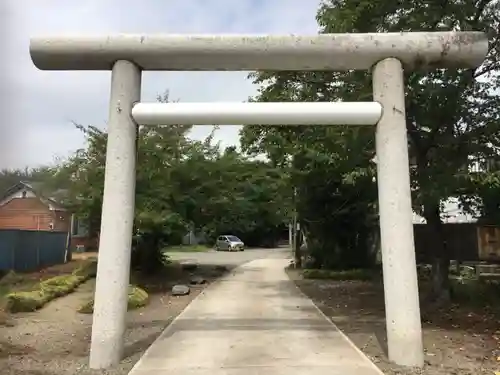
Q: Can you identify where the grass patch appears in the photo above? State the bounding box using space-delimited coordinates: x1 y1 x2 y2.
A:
78 285 149 314
164 244 211 253
302 268 379 281
3 260 97 313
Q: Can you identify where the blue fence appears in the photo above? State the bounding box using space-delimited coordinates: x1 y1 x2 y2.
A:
0 229 68 272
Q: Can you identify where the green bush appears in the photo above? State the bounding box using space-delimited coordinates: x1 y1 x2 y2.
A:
78 285 149 314
450 279 500 306
5 260 98 313
72 260 98 278
40 275 83 297
302 268 377 281
5 290 49 312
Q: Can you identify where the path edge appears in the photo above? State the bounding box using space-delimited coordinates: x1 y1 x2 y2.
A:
126 263 244 374
286 267 387 375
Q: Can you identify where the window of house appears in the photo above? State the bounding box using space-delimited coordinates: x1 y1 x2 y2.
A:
72 217 79 236
22 191 27 198
72 216 89 237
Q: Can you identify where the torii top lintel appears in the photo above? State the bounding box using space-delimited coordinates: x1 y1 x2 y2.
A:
29 32 488 72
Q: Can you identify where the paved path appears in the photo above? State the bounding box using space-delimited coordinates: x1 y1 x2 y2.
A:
128 258 384 375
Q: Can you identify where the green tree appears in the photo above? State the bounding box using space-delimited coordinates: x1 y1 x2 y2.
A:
241 0 500 301
241 82 379 269
49 92 290 272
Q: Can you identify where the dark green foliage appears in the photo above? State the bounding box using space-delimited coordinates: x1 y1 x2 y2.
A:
302 268 380 281
240 0 500 303
78 285 149 314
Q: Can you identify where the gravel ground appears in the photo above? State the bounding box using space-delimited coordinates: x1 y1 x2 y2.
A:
166 247 289 267
0 265 224 375
288 269 500 375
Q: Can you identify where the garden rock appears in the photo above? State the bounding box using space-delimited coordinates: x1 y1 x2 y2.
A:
172 284 190 296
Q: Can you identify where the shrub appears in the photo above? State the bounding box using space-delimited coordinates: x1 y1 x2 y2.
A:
78 285 149 314
5 260 98 313
72 260 98 278
5 290 49 312
40 275 83 297
302 268 377 281
129 286 149 309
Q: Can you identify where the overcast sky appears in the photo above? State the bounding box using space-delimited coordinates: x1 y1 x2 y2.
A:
2 0 321 170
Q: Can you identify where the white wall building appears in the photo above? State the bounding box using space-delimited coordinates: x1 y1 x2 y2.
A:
412 196 481 224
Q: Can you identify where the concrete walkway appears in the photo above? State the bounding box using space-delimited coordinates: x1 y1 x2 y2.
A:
128 258 384 375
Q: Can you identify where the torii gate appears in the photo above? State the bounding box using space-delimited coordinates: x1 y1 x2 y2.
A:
29 31 488 369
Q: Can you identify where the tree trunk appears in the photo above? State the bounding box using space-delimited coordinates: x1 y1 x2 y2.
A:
293 222 302 268
424 201 451 304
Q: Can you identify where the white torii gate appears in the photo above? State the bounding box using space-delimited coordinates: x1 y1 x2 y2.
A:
29 32 488 370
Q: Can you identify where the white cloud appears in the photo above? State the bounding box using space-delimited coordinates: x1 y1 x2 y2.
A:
2 0 321 169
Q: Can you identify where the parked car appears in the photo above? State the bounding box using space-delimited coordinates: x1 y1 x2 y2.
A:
215 235 245 251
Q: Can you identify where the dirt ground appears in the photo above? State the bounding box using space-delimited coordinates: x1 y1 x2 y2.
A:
288 269 500 375
0 261 227 375
72 252 99 261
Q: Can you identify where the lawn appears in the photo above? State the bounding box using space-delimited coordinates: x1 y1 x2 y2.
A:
163 244 212 253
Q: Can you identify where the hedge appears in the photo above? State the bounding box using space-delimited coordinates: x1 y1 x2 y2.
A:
78 285 149 314
5 260 97 313
302 268 378 281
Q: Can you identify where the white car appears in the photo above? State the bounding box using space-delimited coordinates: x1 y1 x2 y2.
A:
215 235 245 251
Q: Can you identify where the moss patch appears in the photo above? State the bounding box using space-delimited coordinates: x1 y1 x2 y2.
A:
71 260 97 279
78 285 149 314
4 260 97 313
302 268 378 281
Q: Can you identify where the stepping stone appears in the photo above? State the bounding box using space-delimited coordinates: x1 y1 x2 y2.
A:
172 284 190 296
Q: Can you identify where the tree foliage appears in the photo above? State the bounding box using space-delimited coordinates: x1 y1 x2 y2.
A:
8 94 289 273
241 0 500 300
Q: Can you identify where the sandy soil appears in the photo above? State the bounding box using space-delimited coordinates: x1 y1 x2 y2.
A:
0 263 225 375
288 269 500 375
